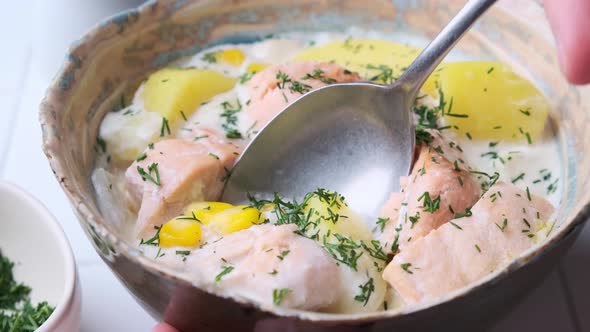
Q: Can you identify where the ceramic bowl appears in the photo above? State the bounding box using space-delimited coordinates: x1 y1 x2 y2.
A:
39 0 590 331
0 182 81 332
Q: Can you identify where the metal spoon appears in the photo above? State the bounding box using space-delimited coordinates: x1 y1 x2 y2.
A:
222 0 497 218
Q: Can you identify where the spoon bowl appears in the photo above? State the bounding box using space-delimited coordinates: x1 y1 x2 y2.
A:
222 82 414 217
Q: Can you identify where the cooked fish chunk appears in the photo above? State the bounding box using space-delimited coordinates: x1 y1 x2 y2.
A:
245 61 361 129
380 132 481 250
382 181 555 304
324 253 388 314
399 142 481 247
378 192 404 254
187 224 340 310
126 137 240 235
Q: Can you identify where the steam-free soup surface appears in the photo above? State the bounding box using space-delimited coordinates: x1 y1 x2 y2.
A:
92 31 561 313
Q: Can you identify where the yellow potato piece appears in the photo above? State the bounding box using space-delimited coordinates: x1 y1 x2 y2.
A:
210 206 263 235
159 217 202 248
293 38 438 94
183 202 234 225
143 68 236 125
437 61 550 141
303 191 372 243
217 49 246 66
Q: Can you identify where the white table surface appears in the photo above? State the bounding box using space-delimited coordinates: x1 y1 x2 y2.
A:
0 1 588 331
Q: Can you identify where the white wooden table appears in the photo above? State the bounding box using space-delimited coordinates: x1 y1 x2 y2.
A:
0 1 587 331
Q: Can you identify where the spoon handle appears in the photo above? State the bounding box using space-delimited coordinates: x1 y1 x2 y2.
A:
395 0 497 95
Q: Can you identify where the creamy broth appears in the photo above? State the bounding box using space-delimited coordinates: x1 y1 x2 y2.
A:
92 31 562 313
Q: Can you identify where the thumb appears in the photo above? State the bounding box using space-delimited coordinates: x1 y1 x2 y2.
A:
545 0 590 85
151 323 180 332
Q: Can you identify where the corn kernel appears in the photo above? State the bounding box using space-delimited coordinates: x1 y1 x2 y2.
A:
183 202 233 225
159 217 202 248
210 206 262 235
218 49 246 66
246 63 268 74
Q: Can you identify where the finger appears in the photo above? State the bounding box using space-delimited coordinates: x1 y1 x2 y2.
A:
151 322 180 332
545 0 590 84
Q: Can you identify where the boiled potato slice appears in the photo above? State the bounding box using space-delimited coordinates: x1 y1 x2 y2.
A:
143 68 236 125
293 38 438 94
325 254 387 314
302 191 386 313
438 61 550 141
99 108 162 162
302 190 372 243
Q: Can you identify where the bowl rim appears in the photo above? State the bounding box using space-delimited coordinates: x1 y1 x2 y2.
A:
0 181 79 330
38 0 590 323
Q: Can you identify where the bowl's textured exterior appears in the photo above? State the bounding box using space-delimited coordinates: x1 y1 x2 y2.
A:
39 0 590 331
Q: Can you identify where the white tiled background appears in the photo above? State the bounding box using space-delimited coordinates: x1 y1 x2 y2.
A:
0 1 588 331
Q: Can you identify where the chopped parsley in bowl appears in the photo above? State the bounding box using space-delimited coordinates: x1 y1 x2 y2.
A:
0 252 55 331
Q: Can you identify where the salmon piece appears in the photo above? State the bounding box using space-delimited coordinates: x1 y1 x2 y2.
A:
246 61 361 129
187 224 340 310
381 131 481 250
126 137 240 236
382 182 555 305
378 192 404 254
176 127 246 152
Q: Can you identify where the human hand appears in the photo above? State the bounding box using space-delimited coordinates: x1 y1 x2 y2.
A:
151 323 180 332
545 0 590 84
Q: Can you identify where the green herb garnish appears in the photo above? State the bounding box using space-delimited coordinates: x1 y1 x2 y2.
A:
409 212 421 229
239 72 254 84
353 278 375 306
160 117 171 137
360 240 388 262
0 252 55 331
139 226 162 246
96 137 107 153
272 288 291 305
276 250 290 261
215 266 234 283
400 263 414 274
417 192 441 213
202 52 217 63
137 163 161 186
454 207 473 219
136 152 147 162
376 217 390 232
302 69 336 84
495 218 508 232
367 64 395 84
323 234 363 271
220 100 243 139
